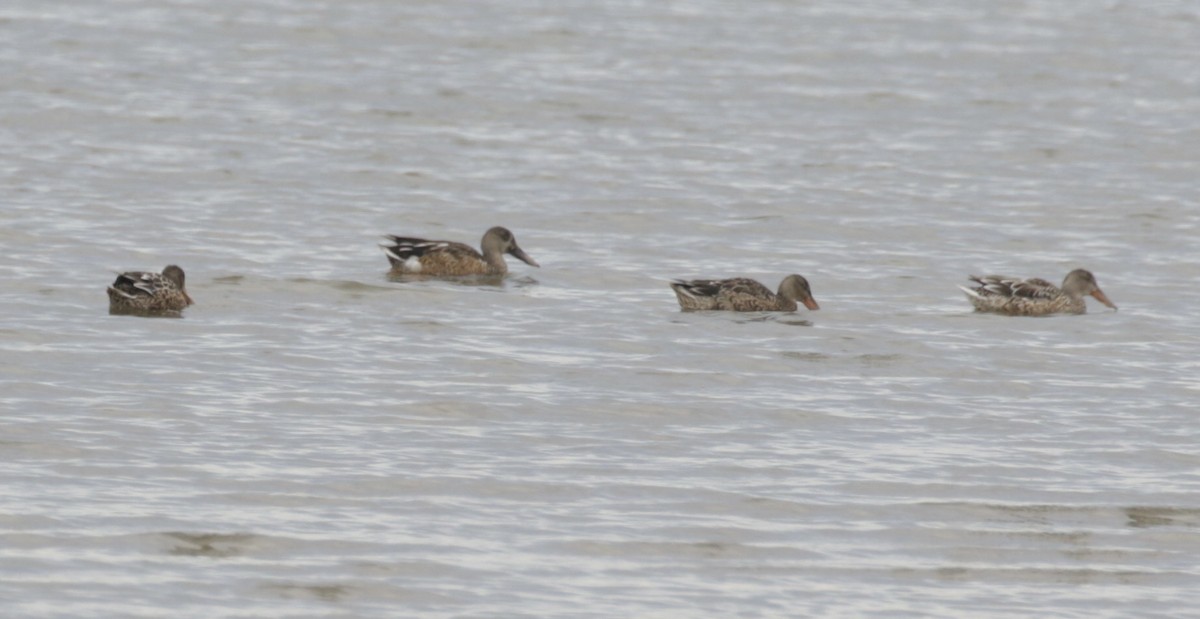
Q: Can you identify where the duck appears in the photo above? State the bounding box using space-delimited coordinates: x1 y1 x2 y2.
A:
958 268 1117 316
107 265 194 314
380 226 539 277
670 274 820 312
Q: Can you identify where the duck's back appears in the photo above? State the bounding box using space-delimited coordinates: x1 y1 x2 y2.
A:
382 236 487 275
671 278 782 311
107 271 190 312
962 275 1080 315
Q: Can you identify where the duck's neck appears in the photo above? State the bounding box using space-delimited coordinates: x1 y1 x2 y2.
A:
775 289 799 312
1056 280 1089 312
483 252 508 274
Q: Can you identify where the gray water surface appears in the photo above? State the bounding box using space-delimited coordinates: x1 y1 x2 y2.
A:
2 1 1199 617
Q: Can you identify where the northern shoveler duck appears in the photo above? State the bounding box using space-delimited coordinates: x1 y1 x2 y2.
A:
958 268 1117 316
107 265 194 314
380 226 539 277
670 274 820 312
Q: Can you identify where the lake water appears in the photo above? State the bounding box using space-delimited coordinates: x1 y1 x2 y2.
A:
2 1 1199 617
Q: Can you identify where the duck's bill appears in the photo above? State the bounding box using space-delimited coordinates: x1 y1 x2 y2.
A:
510 246 540 267
802 297 820 311
1091 288 1117 310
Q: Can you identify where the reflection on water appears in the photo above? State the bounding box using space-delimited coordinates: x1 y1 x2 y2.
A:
1125 507 1200 529
262 583 351 603
108 307 186 318
384 272 509 287
165 532 257 558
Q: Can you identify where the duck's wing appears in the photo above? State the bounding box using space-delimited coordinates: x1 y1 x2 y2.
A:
717 278 774 299
966 274 1058 299
669 278 727 299
110 271 172 298
380 236 482 267
1008 277 1060 299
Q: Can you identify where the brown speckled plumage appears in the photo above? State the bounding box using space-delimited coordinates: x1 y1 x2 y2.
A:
107 265 193 315
958 268 1117 316
670 275 820 312
380 226 539 277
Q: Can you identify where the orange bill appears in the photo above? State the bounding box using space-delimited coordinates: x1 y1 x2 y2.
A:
1090 288 1117 310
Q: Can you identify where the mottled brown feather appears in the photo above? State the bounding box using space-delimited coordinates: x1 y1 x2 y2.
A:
670 275 818 312
960 269 1115 316
107 265 193 315
381 227 537 277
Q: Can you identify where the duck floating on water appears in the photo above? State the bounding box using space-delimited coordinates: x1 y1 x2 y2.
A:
107 265 193 315
670 274 819 312
381 226 539 277
958 268 1117 316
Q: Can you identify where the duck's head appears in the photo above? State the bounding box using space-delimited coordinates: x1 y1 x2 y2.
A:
1062 269 1116 310
779 274 819 310
162 265 194 305
483 226 539 267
